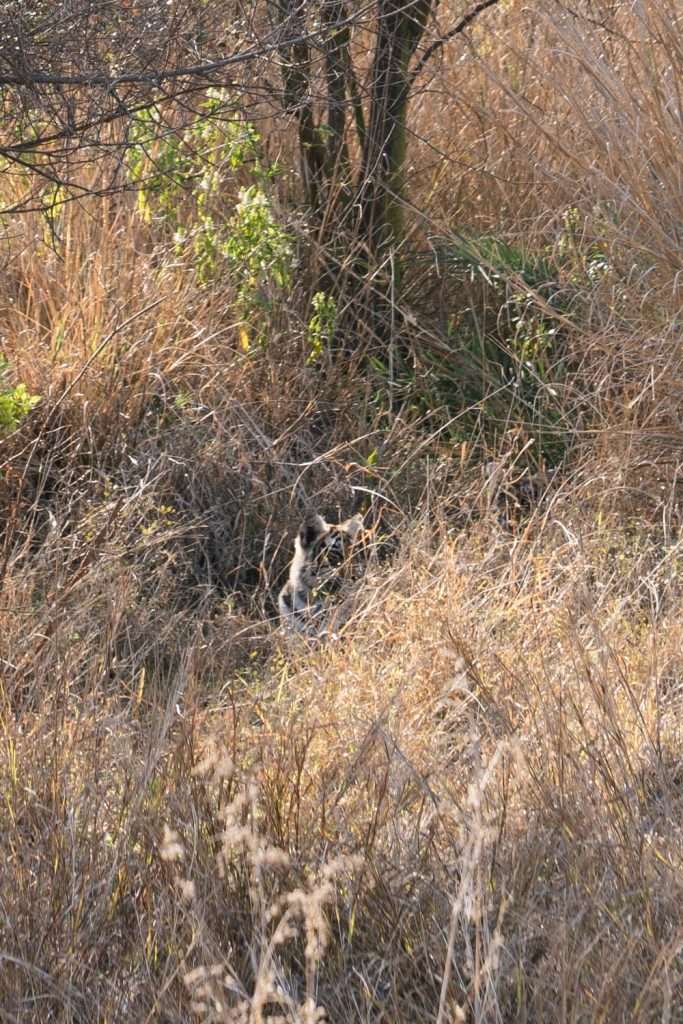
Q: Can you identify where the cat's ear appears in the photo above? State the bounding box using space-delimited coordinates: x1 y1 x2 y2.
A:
341 514 364 541
299 514 329 550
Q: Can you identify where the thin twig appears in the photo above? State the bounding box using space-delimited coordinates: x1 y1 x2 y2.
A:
410 0 504 88
48 298 163 418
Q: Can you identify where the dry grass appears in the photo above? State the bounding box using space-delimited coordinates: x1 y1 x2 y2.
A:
3 1 683 1020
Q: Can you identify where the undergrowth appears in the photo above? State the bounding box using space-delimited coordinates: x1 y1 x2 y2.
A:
2 1 683 1020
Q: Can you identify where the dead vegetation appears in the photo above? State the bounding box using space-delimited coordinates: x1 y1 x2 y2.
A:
2 1 683 1020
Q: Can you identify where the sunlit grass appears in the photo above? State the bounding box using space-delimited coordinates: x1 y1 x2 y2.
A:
2 1 683 1019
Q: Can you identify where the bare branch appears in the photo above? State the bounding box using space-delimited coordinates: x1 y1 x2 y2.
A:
409 0 503 87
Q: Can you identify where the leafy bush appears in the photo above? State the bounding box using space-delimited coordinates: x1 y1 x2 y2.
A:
127 91 292 324
223 185 293 329
398 234 572 462
0 358 39 434
306 291 338 364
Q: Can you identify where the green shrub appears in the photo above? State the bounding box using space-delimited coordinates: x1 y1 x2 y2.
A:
223 185 293 330
127 90 289 290
0 358 40 434
306 291 338 364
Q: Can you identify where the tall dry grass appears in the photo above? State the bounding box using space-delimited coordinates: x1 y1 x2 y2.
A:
2 0 683 1020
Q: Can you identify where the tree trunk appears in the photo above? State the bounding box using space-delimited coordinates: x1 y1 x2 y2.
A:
354 0 432 342
277 0 326 210
358 0 431 256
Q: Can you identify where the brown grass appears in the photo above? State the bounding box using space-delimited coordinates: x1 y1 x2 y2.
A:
2 1 683 1020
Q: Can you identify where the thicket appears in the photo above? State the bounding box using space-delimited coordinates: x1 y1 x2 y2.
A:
2 0 683 1020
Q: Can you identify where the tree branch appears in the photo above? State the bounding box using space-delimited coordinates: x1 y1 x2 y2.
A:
409 0 503 88
0 2 376 90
